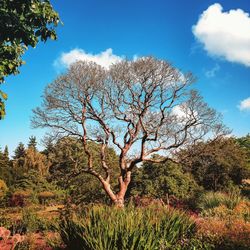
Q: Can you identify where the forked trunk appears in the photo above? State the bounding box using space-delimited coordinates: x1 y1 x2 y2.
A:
113 196 125 208
101 171 131 208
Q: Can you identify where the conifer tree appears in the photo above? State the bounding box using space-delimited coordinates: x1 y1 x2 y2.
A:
28 136 37 150
14 142 26 159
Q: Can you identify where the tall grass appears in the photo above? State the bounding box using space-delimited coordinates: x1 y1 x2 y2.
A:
197 191 244 212
58 205 196 250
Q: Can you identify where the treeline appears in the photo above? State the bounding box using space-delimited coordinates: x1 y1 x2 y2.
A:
0 135 249 206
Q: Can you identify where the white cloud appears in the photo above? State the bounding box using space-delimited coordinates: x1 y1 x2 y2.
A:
172 105 186 118
192 3 250 67
172 104 199 121
238 97 250 111
54 48 124 69
205 64 220 78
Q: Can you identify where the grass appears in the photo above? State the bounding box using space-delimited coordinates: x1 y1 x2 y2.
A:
58 205 196 250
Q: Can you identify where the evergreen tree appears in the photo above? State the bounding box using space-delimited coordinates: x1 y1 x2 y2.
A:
0 146 12 185
13 142 26 170
14 142 25 159
42 137 54 156
3 146 9 159
28 136 37 150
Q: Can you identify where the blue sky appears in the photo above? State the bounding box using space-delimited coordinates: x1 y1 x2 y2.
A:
0 0 250 155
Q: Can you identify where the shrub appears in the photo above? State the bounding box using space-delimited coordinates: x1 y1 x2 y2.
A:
0 227 25 249
0 179 8 198
197 192 226 211
129 162 201 201
197 218 250 249
196 191 245 212
37 191 56 205
0 207 58 235
58 205 196 250
8 190 33 207
21 208 58 233
241 179 250 198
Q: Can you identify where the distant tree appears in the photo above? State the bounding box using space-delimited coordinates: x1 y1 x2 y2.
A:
48 137 119 204
3 146 9 159
128 159 200 200
42 137 54 156
32 57 227 207
13 142 25 159
178 137 250 191
13 142 28 183
12 169 62 203
23 147 50 177
28 136 37 150
0 147 9 166
0 147 12 185
0 0 60 119
237 134 250 168
237 134 250 149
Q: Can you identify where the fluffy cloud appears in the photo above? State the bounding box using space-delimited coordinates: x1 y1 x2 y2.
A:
238 97 250 111
172 105 187 118
54 48 123 69
192 3 250 67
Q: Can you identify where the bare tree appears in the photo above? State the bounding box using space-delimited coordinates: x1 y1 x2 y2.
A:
32 57 227 207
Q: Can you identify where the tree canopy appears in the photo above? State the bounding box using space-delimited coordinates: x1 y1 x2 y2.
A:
0 0 60 119
178 137 250 191
32 57 228 206
128 160 200 201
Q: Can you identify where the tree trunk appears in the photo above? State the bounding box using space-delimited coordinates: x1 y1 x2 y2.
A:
101 171 131 208
113 171 131 208
113 196 125 208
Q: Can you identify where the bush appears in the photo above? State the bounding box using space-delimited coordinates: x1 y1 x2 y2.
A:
37 191 56 205
241 179 250 199
129 162 201 201
197 218 250 249
0 207 58 235
0 179 8 198
196 191 245 212
8 190 33 207
58 205 196 250
197 192 226 211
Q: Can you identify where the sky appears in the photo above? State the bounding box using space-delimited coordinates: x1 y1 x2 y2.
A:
0 0 250 155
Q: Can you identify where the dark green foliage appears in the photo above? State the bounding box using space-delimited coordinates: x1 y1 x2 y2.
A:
195 190 244 212
179 138 250 191
14 142 26 159
0 146 12 185
5 169 66 206
58 205 196 250
0 207 58 234
3 146 9 158
27 136 37 150
13 169 42 190
128 161 200 201
236 134 250 176
48 137 119 204
0 0 60 118
237 134 250 154
13 142 26 162
42 136 54 156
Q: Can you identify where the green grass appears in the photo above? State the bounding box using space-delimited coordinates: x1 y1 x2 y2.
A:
58 205 196 250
